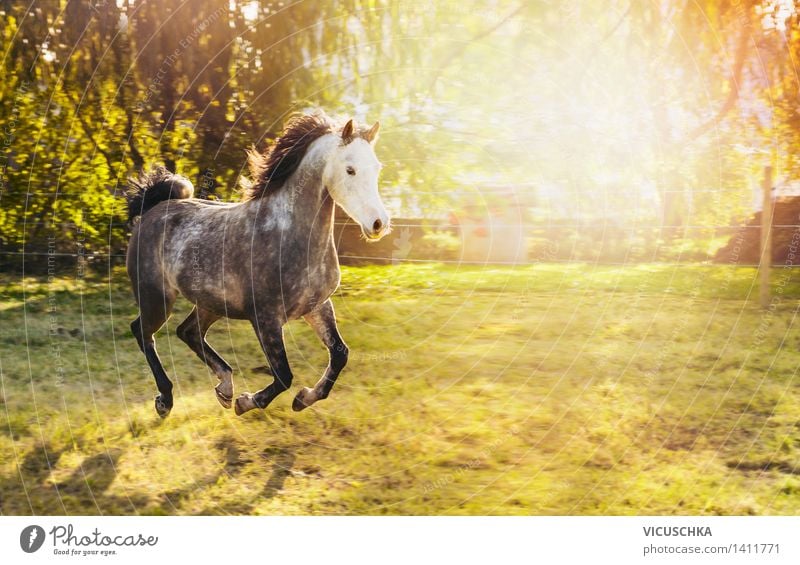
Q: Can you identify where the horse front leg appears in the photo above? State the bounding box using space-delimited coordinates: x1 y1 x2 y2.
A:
234 321 294 416
292 299 349 412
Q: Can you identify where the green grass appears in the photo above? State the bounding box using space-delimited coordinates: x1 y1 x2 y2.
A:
2 263 800 515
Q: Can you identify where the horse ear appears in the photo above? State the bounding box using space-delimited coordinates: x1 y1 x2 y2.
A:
364 121 380 144
341 119 355 143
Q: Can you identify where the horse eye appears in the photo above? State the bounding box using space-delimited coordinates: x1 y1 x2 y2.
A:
346 166 356 176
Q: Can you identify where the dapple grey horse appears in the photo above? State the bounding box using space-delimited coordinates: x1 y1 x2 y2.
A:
126 112 388 418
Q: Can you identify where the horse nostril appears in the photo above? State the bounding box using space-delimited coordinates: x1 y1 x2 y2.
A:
372 219 383 233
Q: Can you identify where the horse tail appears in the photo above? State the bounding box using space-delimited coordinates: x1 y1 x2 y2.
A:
126 166 194 223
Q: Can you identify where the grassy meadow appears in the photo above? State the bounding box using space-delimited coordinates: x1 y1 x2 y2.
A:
1 263 800 515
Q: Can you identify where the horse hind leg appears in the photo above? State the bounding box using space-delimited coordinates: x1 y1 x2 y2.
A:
131 288 177 418
176 307 233 409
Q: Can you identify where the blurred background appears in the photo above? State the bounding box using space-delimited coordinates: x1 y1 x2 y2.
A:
3 0 800 267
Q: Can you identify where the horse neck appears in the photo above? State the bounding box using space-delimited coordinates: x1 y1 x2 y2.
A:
252 134 338 249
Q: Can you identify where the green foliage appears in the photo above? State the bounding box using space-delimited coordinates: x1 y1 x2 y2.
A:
2 1 800 259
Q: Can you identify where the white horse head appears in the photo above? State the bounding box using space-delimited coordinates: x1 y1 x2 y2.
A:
324 119 390 241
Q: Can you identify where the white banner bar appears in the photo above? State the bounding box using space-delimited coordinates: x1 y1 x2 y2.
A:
1 517 798 564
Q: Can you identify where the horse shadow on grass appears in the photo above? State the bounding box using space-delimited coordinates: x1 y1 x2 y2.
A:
0 443 64 514
1 439 296 515
189 438 297 515
0 443 149 515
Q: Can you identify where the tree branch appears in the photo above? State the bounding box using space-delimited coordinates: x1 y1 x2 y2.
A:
686 25 750 141
598 3 631 45
575 4 631 84
427 4 525 93
125 112 145 172
64 89 116 171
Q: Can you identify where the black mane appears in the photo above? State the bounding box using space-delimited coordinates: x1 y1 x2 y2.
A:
243 112 335 200
243 111 375 200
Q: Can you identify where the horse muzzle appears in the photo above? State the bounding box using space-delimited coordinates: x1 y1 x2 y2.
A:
363 215 390 241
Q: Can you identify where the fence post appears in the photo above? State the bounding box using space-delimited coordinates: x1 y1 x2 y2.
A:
760 165 774 309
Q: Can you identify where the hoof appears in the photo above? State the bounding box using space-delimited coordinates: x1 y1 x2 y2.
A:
215 384 232 409
292 387 316 412
234 393 258 416
154 395 172 418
